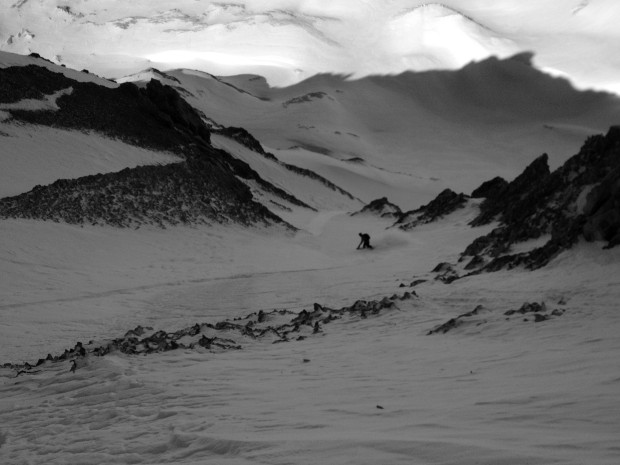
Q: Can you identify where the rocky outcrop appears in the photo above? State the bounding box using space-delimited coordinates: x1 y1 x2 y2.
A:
283 92 332 108
0 64 75 103
457 126 620 274
215 126 271 157
470 176 508 199
0 64 315 227
432 262 460 283
394 189 468 230
351 197 402 218
581 138 620 248
143 78 211 144
215 125 358 202
3 292 416 372
0 158 292 228
470 153 551 228
427 305 488 335
2 66 208 153
427 301 566 335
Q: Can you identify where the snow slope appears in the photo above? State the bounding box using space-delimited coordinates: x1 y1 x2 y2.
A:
0 50 117 88
1 52 620 464
132 55 620 206
1 202 619 464
0 123 182 197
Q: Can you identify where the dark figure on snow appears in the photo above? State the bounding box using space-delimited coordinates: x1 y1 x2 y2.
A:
357 232 373 249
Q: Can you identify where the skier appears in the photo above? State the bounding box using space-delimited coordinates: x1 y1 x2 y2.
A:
357 232 373 249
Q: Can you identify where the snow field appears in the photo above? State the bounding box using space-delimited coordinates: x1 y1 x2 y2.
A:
1 188 619 464
0 123 182 198
1 42 620 464
162 62 620 204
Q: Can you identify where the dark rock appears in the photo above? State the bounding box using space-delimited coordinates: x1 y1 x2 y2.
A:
283 92 331 107
470 153 551 228
582 160 620 247
144 79 211 143
215 126 267 155
28 53 55 64
0 65 306 229
460 126 620 273
471 176 508 199
427 305 487 334
464 255 485 270
433 262 459 283
352 197 402 218
504 302 546 315
432 262 452 273
395 189 468 230
0 64 73 103
197 335 213 349
464 305 485 317
428 301 567 335
6 291 404 369
427 318 459 335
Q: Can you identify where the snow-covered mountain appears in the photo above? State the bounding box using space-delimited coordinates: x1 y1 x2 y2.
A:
2 0 620 93
1 50 620 465
131 52 620 206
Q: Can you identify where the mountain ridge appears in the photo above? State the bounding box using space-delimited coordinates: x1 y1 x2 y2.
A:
0 62 318 228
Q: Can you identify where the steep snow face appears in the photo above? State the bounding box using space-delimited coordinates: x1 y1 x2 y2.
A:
1 1 619 93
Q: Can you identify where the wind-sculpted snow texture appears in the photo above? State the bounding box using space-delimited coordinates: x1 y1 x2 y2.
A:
458 126 620 274
3 292 416 372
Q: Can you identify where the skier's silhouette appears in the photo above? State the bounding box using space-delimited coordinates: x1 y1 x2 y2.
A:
357 232 373 249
